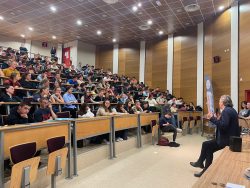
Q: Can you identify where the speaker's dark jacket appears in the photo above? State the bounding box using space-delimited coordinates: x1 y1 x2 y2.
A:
210 106 240 147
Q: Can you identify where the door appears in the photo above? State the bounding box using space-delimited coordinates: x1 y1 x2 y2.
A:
245 90 250 102
63 47 71 68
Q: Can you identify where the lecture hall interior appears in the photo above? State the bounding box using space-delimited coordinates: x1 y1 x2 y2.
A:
0 0 249 187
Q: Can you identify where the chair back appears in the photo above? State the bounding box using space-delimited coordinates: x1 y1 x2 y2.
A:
56 111 70 118
10 156 40 188
47 136 65 153
10 142 36 164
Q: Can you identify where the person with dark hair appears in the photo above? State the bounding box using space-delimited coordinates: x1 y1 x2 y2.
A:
63 86 78 118
34 97 57 122
19 73 36 89
96 99 116 116
78 103 94 118
190 95 240 177
159 112 182 142
33 87 51 102
124 100 134 114
67 75 78 87
3 72 21 88
0 84 21 103
7 102 34 125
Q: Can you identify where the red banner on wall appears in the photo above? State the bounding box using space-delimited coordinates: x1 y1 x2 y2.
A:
63 47 71 68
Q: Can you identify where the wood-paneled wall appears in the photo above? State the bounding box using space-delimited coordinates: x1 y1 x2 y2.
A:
95 45 113 71
173 27 197 105
239 0 250 105
145 38 168 91
203 10 231 111
118 43 140 80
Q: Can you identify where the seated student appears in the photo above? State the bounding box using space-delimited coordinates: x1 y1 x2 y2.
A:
187 102 195 111
124 100 134 114
37 70 47 81
63 86 78 118
132 100 144 114
34 97 57 122
67 75 78 86
2 60 20 78
7 102 34 125
159 112 182 142
239 101 250 118
0 84 21 103
170 103 178 113
96 99 116 116
19 73 36 89
39 78 50 89
78 103 94 118
33 87 51 102
50 87 64 103
3 72 21 88
142 101 151 113
94 90 105 102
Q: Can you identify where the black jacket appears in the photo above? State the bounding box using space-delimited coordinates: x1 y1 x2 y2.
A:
7 106 34 125
210 106 240 147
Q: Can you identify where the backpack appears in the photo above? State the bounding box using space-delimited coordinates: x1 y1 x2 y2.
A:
157 136 169 146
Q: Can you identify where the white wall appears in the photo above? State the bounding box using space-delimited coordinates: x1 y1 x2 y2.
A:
77 41 96 67
30 40 55 57
0 34 25 50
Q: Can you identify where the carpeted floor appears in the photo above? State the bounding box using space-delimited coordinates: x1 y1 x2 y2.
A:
54 134 222 188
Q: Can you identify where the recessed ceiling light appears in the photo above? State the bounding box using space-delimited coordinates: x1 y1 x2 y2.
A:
112 38 116 42
20 34 25 38
97 30 102 35
76 20 82 26
52 35 56 39
218 6 224 11
28 27 33 31
0 16 4 20
156 0 162 6
132 6 138 12
50 6 57 12
158 30 163 35
147 19 153 25
184 4 200 12
138 3 142 7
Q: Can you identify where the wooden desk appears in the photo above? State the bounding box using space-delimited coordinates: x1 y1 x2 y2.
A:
113 114 140 157
71 117 112 176
140 112 159 127
0 121 72 186
193 141 250 188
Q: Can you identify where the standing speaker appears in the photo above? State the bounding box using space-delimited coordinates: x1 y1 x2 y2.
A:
229 136 242 152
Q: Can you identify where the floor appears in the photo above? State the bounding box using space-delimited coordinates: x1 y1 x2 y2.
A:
53 134 222 188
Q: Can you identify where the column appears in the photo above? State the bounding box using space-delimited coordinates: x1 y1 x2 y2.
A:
139 41 146 83
113 44 118 74
231 1 239 111
197 22 204 107
167 34 174 93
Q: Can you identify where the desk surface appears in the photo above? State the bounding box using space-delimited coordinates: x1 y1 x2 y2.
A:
193 140 250 188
